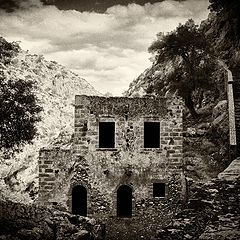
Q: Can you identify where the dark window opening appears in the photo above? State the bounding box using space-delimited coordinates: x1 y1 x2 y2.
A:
144 122 160 148
117 185 132 218
72 185 87 216
153 183 166 197
99 122 115 148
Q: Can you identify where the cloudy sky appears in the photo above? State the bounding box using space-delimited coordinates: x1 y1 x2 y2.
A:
0 0 209 95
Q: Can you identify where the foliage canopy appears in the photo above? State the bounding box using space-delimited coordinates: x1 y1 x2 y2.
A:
0 71 42 152
148 19 218 118
0 38 42 153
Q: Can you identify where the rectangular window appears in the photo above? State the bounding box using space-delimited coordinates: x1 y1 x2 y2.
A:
153 183 166 198
144 122 160 148
99 122 115 148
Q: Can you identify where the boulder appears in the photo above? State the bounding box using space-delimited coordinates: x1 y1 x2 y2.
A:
218 158 240 181
199 229 240 240
212 100 227 119
212 112 228 129
17 228 42 240
71 230 90 240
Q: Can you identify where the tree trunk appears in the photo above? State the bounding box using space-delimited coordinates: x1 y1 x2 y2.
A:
198 90 204 109
184 92 199 118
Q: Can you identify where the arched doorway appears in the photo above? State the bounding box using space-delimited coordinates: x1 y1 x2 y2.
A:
72 185 87 216
117 185 132 217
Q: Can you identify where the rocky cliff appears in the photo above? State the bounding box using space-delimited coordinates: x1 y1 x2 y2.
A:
0 37 101 202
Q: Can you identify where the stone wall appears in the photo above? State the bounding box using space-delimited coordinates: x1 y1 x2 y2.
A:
38 148 73 206
38 95 185 221
155 177 240 240
0 200 105 240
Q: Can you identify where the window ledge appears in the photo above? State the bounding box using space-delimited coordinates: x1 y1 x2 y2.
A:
96 148 118 151
153 196 166 199
140 148 162 153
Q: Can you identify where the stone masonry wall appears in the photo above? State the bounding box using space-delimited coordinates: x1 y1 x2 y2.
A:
38 95 184 222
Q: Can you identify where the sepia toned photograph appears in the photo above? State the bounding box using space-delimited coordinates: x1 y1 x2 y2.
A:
0 0 239 239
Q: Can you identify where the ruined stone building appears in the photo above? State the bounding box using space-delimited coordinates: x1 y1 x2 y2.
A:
38 95 185 219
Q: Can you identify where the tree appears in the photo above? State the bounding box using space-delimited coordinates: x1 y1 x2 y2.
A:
148 19 217 118
0 70 42 153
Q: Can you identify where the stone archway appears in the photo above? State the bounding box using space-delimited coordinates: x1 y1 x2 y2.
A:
117 185 132 217
72 185 87 216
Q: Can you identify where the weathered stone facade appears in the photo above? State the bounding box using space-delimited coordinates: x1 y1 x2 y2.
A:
38 95 185 221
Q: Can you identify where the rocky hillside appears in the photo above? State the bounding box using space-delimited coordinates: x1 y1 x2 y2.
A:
126 60 174 97
202 11 240 75
0 37 100 202
0 199 105 240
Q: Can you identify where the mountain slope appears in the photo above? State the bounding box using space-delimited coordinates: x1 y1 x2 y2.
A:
0 38 101 202
126 60 175 97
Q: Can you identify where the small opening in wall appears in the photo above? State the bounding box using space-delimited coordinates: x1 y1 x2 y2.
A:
153 183 166 198
72 185 87 216
117 185 132 218
99 122 115 148
144 122 160 148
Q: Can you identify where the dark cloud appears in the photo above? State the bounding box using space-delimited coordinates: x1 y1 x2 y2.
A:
0 0 42 12
0 0 187 12
0 0 20 12
45 0 165 12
